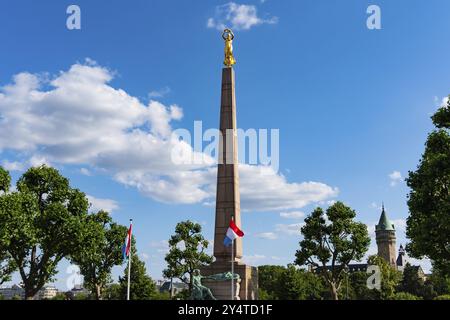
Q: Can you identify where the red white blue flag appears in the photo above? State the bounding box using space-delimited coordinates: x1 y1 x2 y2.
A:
223 219 244 247
122 223 132 259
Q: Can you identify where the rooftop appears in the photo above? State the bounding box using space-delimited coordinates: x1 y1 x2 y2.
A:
375 204 395 231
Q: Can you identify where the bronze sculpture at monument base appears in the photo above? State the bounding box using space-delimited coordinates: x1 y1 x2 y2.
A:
200 261 258 300
190 269 242 300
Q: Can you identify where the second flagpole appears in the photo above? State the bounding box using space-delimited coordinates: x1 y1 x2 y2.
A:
231 238 234 300
127 219 132 301
231 215 234 300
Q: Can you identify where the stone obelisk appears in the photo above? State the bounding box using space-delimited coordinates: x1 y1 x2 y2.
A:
201 29 258 300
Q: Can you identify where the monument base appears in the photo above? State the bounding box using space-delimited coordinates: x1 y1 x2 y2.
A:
201 261 258 300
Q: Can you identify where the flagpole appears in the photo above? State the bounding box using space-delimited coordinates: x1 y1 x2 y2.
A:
231 238 234 300
127 219 132 301
231 215 234 300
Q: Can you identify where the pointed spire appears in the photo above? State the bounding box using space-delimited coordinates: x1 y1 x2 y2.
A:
376 203 395 231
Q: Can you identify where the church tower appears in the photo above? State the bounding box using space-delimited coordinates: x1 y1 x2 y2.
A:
375 204 397 267
396 244 407 271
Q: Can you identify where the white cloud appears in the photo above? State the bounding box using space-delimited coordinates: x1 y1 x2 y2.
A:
150 240 169 254
388 170 402 187
80 167 92 176
87 195 119 213
279 211 304 219
434 95 448 108
1 160 25 172
141 253 149 260
392 218 407 235
323 200 337 206
148 86 171 98
242 254 266 265
370 202 382 210
271 256 281 261
0 61 337 211
29 155 51 168
239 165 338 211
254 232 277 240
241 254 283 266
367 223 376 237
275 223 304 236
207 2 278 31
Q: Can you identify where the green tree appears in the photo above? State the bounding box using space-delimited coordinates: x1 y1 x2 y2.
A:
73 293 90 300
0 167 15 284
390 292 422 300
152 291 171 300
119 247 156 300
0 166 10 192
258 265 325 300
406 98 450 275
0 166 92 299
0 255 14 285
70 211 127 300
51 293 67 300
278 265 325 300
258 265 286 299
367 255 401 299
163 220 213 296
428 267 450 296
295 202 370 300
102 283 122 300
346 271 379 300
397 263 436 299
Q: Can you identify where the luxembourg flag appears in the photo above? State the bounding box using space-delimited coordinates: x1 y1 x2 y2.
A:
122 222 132 260
223 219 244 247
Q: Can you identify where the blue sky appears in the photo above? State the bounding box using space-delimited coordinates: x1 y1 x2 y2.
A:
1 0 449 289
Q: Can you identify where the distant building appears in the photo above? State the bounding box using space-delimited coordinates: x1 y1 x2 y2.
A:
0 284 25 300
396 244 407 272
37 286 59 300
376 204 397 267
158 280 187 297
67 284 90 299
313 205 425 278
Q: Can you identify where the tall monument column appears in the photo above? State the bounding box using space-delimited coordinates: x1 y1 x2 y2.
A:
213 63 242 262
201 29 258 300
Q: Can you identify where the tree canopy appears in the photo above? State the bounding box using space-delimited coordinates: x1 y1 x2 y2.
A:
0 165 93 299
0 167 14 284
367 255 402 299
295 202 370 300
163 220 212 295
259 264 325 300
406 98 450 275
119 243 156 300
70 210 127 300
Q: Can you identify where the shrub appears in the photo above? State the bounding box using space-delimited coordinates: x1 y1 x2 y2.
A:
434 294 450 300
390 292 422 300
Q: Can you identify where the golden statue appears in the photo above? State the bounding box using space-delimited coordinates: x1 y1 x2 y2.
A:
222 29 236 67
